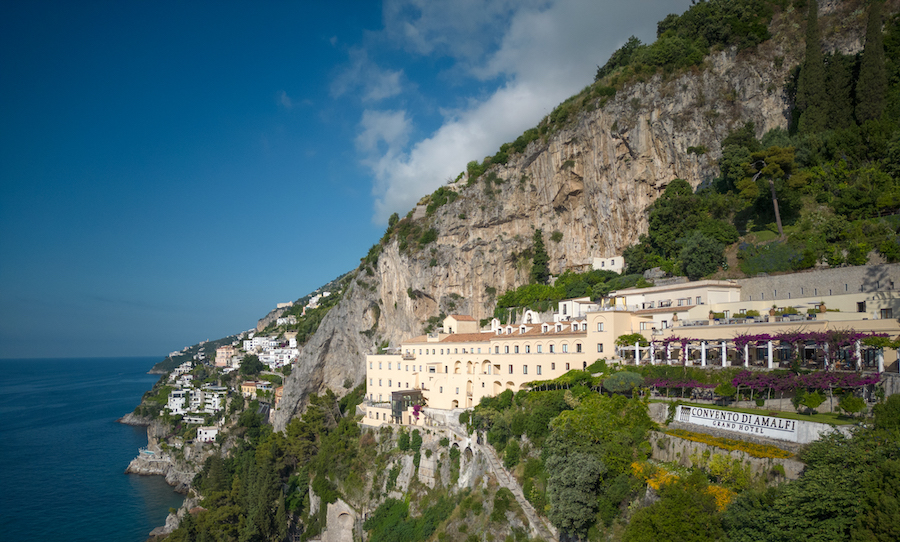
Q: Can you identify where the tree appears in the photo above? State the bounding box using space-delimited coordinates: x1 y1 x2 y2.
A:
797 0 828 133
739 146 799 237
602 372 644 395
240 354 264 375
625 471 725 542
799 390 825 414
856 0 887 123
838 394 866 418
679 232 724 280
546 449 606 538
530 229 550 284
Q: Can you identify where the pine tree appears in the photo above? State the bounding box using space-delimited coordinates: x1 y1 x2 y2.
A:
530 229 550 285
797 0 828 133
856 0 887 122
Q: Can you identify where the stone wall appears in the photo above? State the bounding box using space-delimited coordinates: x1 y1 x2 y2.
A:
735 264 900 303
649 430 806 480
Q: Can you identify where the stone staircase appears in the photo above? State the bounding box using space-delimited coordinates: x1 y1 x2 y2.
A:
446 426 557 541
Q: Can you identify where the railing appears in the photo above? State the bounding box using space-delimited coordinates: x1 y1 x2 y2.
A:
402 353 416 360
679 314 816 327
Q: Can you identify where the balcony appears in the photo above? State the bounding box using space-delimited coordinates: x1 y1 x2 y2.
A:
402 353 416 360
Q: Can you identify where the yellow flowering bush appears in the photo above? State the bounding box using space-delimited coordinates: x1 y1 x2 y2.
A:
664 429 793 459
631 461 678 490
705 485 736 511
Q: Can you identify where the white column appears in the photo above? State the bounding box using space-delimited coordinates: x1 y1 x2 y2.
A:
650 342 655 365
635 342 641 365
767 341 774 369
721 341 727 367
744 344 749 367
683 343 688 366
701 342 707 367
666 344 672 365
855 340 862 371
877 348 885 373
824 343 829 369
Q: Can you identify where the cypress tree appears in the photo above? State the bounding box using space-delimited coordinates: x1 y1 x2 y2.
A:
797 0 828 133
824 53 854 130
856 0 887 123
530 229 550 285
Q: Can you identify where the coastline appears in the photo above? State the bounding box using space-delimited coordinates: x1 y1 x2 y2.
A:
121 411 215 537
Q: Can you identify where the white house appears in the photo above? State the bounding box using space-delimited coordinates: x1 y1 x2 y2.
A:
197 426 219 443
592 256 624 274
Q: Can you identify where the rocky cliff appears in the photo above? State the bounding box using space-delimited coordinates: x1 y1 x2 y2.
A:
273 0 879 430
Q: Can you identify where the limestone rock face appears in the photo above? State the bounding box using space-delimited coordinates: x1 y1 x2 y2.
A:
272 3 874 430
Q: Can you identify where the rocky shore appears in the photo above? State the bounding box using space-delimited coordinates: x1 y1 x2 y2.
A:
122 416 215 537
116 412 152 426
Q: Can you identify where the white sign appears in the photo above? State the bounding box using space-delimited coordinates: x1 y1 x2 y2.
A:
677 405 797 442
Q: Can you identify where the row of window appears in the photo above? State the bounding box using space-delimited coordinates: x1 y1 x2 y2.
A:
372 345 606 373
370 360 599 390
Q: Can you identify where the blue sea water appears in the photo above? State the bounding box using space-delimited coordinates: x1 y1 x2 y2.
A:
0 357 184 542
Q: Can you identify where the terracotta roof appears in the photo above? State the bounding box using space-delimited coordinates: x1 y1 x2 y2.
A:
440 332 492 343
492 326 588 340
448 314 476 321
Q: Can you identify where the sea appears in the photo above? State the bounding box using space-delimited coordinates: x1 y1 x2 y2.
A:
0 357 185 542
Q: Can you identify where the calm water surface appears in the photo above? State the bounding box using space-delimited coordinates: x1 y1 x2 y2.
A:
0 357 184 542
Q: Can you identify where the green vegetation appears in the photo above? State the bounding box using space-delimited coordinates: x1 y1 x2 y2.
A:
529 229 550 285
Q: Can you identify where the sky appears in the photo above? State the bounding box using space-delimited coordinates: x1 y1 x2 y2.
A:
0 0 693 359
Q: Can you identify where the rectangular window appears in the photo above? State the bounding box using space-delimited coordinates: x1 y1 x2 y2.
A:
456 387 459 394
388 380 391 387
523 365 528 375
537 345 542 353
429 366 436 373
388 362 391 370
677 299 684 306
537 365 542 375
858 301 867 312
551 362 556 370
379 362 382 369
514 345 519 353
369 378 373 386
440 349 443 354
478 348 481 353
640 322 649 330
562 344 568 353
509 365 513 374
454 348 458 354
439 386 443 393
525 345 530 353
405 365 408 371
696 296 701 305
598 343 604 353
549 344 555 353
505 346 509 354
565 363 570 370
598 322 605 332
378 379 382 386
576 343 582 353
882 308 894 319
369 362 372 369
495 346 499 354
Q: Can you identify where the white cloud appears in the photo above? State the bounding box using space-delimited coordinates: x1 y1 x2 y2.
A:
355 110 412 153
331 47 404 102
278 90 293 109
361 0 695 223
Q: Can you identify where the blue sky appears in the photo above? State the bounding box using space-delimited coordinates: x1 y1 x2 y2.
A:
0 0 692 359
